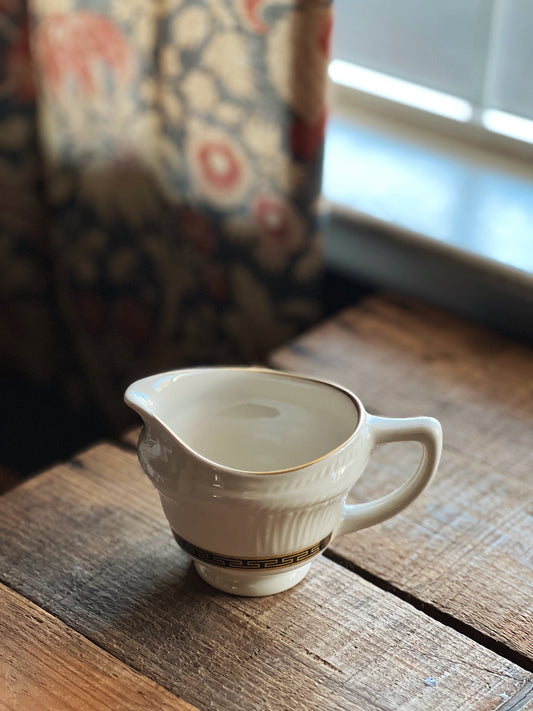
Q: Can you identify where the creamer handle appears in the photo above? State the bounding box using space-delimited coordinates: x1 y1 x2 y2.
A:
335 415 442 537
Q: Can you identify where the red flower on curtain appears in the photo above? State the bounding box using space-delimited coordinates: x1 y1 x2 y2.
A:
188 125 251 207
253 195 305 271
317 12 333 57
239 0 270 34
198 142 242 191
37 11 133 94
254 195 289 243
290 110 326 160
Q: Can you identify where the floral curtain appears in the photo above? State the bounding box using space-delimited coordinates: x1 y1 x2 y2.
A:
0 0 332 455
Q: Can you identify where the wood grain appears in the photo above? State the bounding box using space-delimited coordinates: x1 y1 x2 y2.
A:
1 443 531 711
0 584 197 711
270 294 533 481
268 293 533 661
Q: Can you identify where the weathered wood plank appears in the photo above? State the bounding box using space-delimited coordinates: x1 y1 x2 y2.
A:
1 443 531 711
270 294 533 480
0 584 197 711
268 293 533 661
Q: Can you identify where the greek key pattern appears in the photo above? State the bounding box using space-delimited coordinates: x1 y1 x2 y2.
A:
174 532 332 571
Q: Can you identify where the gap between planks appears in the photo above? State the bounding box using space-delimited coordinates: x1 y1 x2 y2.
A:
323 548 533 674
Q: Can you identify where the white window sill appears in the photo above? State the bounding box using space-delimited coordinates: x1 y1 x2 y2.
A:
321 98 533 340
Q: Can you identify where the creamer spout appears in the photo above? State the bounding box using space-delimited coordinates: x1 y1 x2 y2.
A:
124 371 188 425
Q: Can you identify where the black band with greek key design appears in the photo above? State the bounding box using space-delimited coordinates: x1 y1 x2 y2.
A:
173 532 332 571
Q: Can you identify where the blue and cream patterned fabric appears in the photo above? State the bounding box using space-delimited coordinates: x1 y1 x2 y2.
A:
0 0 332 436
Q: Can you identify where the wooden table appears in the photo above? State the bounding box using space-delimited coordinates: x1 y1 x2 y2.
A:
1 294 532 710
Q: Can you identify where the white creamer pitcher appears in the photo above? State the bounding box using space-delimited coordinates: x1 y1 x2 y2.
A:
125 367 442 596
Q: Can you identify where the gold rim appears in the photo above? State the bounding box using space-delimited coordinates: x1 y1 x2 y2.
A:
133 366 363 477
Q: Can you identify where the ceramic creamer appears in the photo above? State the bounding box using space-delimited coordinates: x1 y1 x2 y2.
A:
125 367 442 596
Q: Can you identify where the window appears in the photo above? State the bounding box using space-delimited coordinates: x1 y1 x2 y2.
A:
330 0 533 144
323 0 533 341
